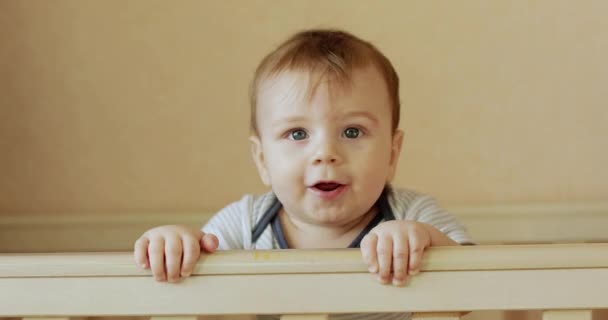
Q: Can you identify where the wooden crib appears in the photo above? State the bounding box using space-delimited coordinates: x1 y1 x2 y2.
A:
1 243 607 320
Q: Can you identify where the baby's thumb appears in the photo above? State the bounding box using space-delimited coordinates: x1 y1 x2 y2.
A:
200 233 219 253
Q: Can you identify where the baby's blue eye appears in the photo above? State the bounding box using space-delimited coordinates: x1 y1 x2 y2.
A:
290 129 308 140
343 127 360 139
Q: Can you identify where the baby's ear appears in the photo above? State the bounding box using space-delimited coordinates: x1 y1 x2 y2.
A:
249 136 271 186
387 129 404 181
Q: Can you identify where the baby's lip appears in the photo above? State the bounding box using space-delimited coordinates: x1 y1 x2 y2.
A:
308 181 348 193
308 181 348 199
308 180 345 187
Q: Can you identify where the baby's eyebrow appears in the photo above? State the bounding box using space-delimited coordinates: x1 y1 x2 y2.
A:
343 111 379 125
271 115 307 127
270 111 379 127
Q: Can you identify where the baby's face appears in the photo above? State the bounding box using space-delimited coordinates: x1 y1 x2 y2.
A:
250 66 403 227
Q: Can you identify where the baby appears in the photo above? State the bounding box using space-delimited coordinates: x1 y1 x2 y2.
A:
134 29 472 316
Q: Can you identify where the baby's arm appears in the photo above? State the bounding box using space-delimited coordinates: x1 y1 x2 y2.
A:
133 225 219 282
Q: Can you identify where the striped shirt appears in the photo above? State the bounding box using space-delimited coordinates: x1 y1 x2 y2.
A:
202 187 473 320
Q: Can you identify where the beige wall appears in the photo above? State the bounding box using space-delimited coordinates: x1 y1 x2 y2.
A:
1 0 607 215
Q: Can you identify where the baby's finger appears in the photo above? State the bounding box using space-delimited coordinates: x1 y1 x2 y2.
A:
408 232 427 275
201 233 219 253
181 236 201 277
164 235 183 283
376 235 393 284
392 234 409 286
134 236 150 269
148 237 166 281
360 233 378 273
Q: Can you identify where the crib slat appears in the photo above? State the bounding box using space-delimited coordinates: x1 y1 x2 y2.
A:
198 316 256 320
23 318 73 320
281 315 329 320
542 310 592 320
150 316 197 320
412 312 466 320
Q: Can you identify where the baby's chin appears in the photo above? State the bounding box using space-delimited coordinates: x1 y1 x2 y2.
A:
278 192 375 224
301 207 373 227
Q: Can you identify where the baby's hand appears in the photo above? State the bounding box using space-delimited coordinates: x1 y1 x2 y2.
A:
360 220 431 286
133 225 219 282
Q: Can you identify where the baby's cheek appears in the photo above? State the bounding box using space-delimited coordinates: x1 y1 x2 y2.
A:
357 164 389 189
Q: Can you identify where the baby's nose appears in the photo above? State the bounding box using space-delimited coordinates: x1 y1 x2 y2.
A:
311 141 342 165
313 154 338 165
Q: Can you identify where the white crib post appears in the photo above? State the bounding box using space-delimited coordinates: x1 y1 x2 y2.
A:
542 310 592 320
280 315 329 320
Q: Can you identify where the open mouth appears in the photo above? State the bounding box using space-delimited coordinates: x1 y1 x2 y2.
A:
312 182 343 192
309 181 347 200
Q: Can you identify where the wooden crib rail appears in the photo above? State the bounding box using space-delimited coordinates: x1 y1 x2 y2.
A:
1 243 607 318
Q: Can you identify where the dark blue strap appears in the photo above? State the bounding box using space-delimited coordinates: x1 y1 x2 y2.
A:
271 213 290 249
251 199 282 243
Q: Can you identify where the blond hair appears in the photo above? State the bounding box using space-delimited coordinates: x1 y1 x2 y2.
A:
249 29 400 136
